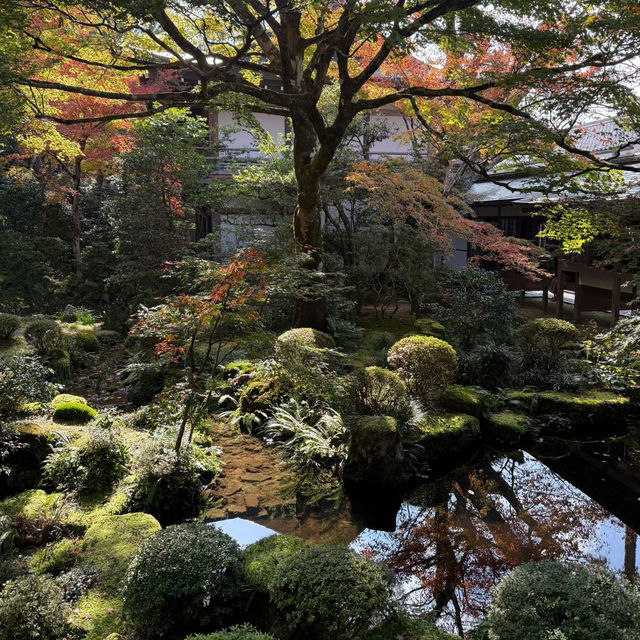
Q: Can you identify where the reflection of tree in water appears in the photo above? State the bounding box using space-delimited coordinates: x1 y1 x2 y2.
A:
362 456 609 636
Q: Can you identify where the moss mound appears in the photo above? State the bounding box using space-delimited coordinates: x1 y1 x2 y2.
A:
52 400 97 424
29 538 80 575
0 489 65 519
81 513 161 589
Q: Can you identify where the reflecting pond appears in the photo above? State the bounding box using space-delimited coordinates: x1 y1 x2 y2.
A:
238 422 640 635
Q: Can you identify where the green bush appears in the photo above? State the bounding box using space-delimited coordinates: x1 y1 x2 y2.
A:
23 318 62 354
244 534 308 592
276 328 335 350
52 401 97 424
517 317 579 353
44 428 130 496
51 394 87 409
268 545 392 640
0 356 57 419
364 618 458 639
423 268 516 348
365 330 396 352
485 560 640 640
0 314 20 341
0 574 73 640
122 523 244 638
387 335 457 404
128 435 217 525
186 625 276 640
353 366 409 417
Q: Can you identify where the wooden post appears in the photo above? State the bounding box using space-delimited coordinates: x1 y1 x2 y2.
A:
542 281 549 314
573 275 581 323
612 273 621 327
557 261 565 319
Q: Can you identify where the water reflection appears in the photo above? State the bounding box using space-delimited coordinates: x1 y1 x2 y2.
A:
246 430 640 635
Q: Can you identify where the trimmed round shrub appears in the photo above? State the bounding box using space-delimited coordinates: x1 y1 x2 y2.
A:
353 366 408 417
128 436 211 524
0 574 73 640
23 318 63 354
244 534 308 592
51 394 87 409
186 626 276 640
517 318 579 353
122 523 244 638
0 314 20 341
44 427 130 495
387 335 457 404
268 545 392 640
52 401 97 424
276 328 335 351
485 560 640 640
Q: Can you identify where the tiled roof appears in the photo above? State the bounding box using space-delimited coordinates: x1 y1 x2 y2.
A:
571 119 638 153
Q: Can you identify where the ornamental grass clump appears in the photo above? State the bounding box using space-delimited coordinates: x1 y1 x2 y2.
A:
122 523 244 638
387 335 457 405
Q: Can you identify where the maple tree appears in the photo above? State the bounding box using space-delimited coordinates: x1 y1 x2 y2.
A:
11 0 640 326
130 248 268 450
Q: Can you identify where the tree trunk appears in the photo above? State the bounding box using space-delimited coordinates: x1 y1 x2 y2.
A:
71 146 85 283
624 526 637 582
291 115 327 329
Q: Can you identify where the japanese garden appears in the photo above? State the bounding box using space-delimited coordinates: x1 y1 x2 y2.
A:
1 1 640 639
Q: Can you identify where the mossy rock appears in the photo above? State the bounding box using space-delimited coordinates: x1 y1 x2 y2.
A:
244 534 307 591
223 361 255 379
364 619 460 639
81 513 161 589
238 378 281 417
485 412 528 448
412 413 481 455
414 318 446 339
29 538 80 575
344 415 404 486
507 390 630 429
52 400 97 424
52 394 87 409
276 327 335 350
439 385 485 417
